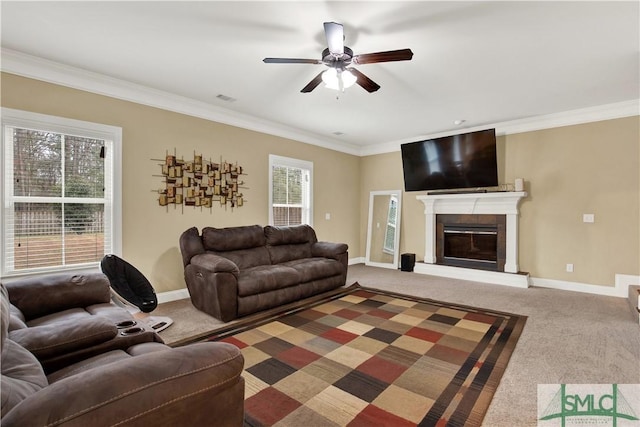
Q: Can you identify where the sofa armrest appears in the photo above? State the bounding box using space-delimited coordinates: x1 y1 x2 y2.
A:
179 226 206 267
1 342 245 427
312 241 348 259
190 253 239 274
4 273 111 321
185 254 239 322
8 316 118 360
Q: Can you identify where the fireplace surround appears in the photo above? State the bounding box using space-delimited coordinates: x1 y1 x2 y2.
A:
416 191 529 288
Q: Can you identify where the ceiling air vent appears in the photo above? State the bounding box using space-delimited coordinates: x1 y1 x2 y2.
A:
216 94 236 102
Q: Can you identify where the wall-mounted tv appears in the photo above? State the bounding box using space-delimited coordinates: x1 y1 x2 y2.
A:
401 128 498 192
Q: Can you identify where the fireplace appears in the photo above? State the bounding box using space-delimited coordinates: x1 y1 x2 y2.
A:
436 214 506 271
415 191 529 288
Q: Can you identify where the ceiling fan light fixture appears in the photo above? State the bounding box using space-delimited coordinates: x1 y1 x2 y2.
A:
342 69 357 88
322 68 357 91
322 68 338 87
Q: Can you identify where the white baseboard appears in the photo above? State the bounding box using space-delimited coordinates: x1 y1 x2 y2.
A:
413 263 530 288
156 288 190 304
364 261 399 270
155 270 639 304
530 274 640 298
349 257 365 265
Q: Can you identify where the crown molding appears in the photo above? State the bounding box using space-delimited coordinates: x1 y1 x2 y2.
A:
2 49 637 158
0 49 362 156
361 99 639 156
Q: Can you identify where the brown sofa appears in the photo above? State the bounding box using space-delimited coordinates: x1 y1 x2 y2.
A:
1 279 245 426
179 224 348 321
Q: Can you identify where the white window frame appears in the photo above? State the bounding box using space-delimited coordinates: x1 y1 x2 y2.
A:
268 154 313 226
1 108 122 278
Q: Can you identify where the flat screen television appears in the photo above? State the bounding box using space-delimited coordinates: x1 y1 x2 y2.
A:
401 128 498 192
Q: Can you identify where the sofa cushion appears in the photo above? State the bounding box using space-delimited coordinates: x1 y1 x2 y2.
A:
86 303 140 324
203 225 265 251
265 225 319 264
47 343 170 383
237 265 300 297
267 243 312 265
213 248 271 270
25 308 93 328
282 258 345 283
264 224 317 245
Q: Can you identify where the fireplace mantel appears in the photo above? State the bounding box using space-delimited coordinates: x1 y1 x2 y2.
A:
416 191 529 288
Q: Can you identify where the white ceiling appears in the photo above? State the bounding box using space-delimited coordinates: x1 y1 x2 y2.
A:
1 1 638 155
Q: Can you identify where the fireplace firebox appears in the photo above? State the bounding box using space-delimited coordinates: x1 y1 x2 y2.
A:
436 214 506 272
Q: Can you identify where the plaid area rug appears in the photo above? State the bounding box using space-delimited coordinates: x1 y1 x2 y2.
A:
204 283 527 426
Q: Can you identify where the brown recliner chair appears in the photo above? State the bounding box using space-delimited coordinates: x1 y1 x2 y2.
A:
3 272 166 374
0 282 246 426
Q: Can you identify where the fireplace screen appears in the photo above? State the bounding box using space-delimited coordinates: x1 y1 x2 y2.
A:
444 228 497 262
442 225 498 269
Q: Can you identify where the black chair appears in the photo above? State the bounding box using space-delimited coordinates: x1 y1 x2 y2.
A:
100 254 173 332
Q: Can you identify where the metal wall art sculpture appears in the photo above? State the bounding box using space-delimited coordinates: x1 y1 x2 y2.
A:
153 151 247 211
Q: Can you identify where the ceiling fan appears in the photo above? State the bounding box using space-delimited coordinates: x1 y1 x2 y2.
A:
263 22 413 93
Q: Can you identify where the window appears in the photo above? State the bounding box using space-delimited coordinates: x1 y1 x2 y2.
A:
1 108 121 277
383 195 398 254
269 155 312 226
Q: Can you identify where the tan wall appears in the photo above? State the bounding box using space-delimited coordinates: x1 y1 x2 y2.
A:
1 73 361 292
4 73 637 289
504 118 639 285
360 117 639 287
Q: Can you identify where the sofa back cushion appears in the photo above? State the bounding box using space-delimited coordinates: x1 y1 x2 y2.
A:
264 225 317 264
203 225 265 251
203 225 270 269
5 274 111 321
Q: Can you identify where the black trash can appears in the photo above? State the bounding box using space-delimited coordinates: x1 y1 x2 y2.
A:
400 253 415 272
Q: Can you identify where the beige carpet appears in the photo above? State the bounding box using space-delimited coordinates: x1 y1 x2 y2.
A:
154 264 640 427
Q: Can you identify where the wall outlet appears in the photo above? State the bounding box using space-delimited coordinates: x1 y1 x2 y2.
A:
325 213 331 220
566 263 574 273
583 213 595 223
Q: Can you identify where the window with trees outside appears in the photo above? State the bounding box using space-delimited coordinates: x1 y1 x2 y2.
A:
269 155 312 226
1 108 121 277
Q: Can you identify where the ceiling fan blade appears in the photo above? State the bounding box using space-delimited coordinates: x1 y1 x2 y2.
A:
349 68 380 93
324 22 344 55
352 48 414 65
263 58 323 64
301 71 324 93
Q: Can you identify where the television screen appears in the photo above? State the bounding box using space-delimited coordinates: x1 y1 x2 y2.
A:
401 128 498 192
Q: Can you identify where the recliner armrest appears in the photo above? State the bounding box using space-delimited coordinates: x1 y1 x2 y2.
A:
8 316 118 360
312 241 348 259
1 342 245 427
4 273 111 321
190 253 239 274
